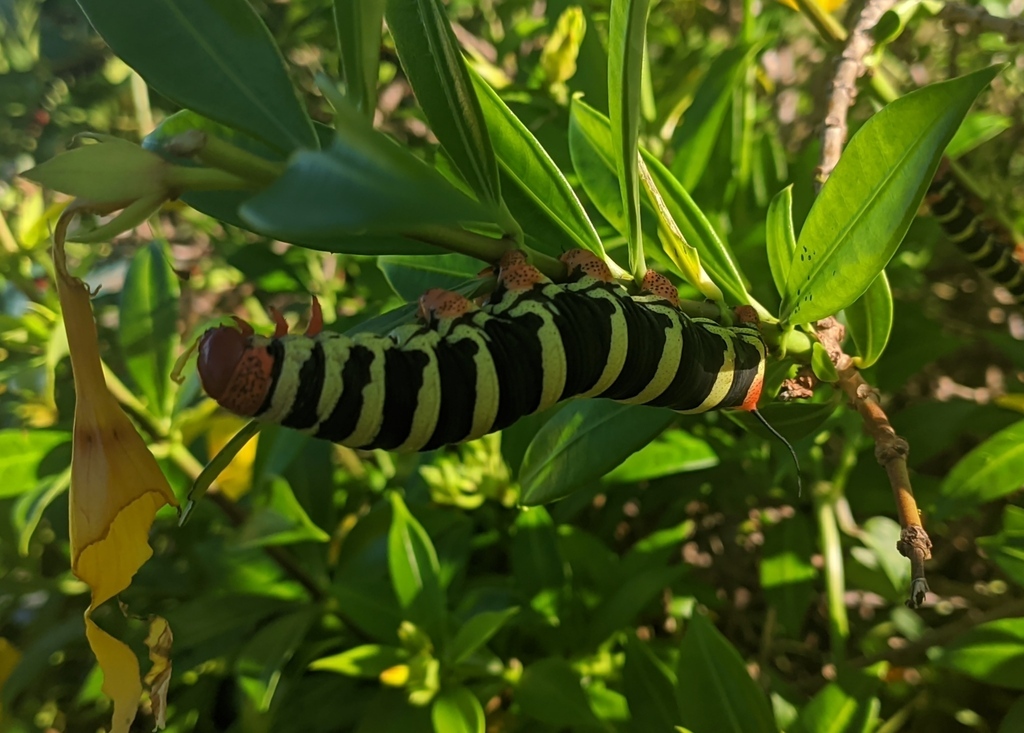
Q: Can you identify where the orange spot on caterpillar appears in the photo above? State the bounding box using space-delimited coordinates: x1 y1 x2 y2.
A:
497 251 550 293
733 305 760 326
418 288 478 323
641 271 679 308
560 249 614 282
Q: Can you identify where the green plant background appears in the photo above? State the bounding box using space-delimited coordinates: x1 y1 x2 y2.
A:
2 0 1024 732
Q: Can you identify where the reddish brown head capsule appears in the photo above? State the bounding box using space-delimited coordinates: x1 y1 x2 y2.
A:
197 322 274 416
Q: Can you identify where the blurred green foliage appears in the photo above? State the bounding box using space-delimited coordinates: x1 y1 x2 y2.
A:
2 0 1024 732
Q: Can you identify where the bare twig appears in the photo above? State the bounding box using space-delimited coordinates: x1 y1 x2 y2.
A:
816 0 898 188
816 318 932 609
939 4 1024 44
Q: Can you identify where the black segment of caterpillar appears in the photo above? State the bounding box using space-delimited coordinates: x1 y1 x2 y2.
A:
927 164 1024 303
196 249 767 452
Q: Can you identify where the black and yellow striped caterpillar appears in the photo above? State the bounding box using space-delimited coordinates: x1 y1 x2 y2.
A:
196 249 767 452
927 165 1024 303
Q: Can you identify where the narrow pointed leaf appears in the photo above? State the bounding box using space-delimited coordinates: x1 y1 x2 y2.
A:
76 0 318 151
470 69 604 258
569 99 756 307
940 419 1024 509
519 402 675 506
781 66 1002 325
608 0 653 277
671 45 755 190
387 494 445 638
120 241 179 418
240 102 493 243
676 614 776 733
386 0 500 204
334 0 386 116
845 271 893 368
624 636 679 733
766 185 796 298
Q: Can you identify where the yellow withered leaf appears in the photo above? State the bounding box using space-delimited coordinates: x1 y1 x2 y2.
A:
54 212 178 733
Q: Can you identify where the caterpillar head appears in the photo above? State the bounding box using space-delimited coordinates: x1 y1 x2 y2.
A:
197 319 274 416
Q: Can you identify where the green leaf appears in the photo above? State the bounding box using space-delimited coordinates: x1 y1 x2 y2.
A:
334 0 385 116
608 0 653 277
379 253 484 302
796 663 884 733
639 158 723 302
766 185 796 298
332 574 405 643
844 271 893 369
240 104 493 245
13 468 71 555
21 142 166 201
517 658 601 728
568 98 755 307
585 565 686 648
387 493 446 639
310 644 409 677
761 513 817 636
76 0 317 151
998 695 1024 733
940 418 1024 508
510 507 565 622
811 343 839 383
945 111 1012 160
119 240 180 417
624 636 679 733
470 69 604 258
233 476 330 549
448 607 519 665
432 686 485 733
671 45 755 191
978 506 1024 587
941 618 1024 689
856 517 910 598
0 430 71 498
604 429 718 483
236 610 317 711
676 614 776 733
386 0 500 205
519 402 676 505
781 65 1002 325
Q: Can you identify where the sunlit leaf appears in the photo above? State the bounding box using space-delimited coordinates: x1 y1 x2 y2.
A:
781 66 1002 325
77 0 318 150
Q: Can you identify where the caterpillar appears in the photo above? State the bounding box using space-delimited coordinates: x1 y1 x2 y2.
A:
196 249 767 452
927 165 1024 304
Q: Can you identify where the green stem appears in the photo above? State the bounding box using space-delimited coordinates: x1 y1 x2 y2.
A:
164 165 256 193
402 225 566 280
816 496 849 662
793 0 847 47
165 131 286 186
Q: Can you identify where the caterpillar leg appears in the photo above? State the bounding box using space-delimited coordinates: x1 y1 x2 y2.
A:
560 249 616 282
640 270 680 308
418 288 479 324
